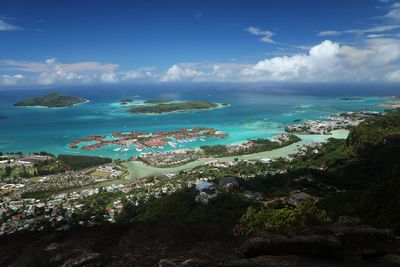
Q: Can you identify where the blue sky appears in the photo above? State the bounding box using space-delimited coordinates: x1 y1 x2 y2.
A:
2 0 400 86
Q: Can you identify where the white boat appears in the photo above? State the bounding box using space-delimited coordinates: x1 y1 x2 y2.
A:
200 138 206 142
136 148 143 152
122 148 129 152
168 141 177 148
113 148 122 152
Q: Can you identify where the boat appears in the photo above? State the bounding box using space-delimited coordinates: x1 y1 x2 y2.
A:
200 138 206 142
168 141 177 148
122 148 129 152
113 148 122 152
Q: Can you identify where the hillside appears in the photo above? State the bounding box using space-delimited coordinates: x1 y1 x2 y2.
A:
127 100 218 114
2 111 400 266
14 92 87 108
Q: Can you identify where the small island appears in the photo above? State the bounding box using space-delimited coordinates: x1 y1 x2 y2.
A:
143 98 173 104
128 100 219 114
120 99 133 105
340 96 363 101
14 92 87 108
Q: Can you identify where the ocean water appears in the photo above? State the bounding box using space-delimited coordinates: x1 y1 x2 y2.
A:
0 85 392 159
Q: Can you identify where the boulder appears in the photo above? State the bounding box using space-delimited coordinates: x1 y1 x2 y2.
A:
335 225 395 257
61 252 102 267
240 233 342 258
337 216 361 226
159 258 208 267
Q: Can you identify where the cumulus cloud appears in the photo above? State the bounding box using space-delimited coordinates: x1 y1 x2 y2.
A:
122 67 155 80
0 58 155 86
160 38 400 83
246 26 275 43
100 72 119 83
0 19 22 31
4 39 400 85
241 40 341 82
1 74 25 85
161 65 204 82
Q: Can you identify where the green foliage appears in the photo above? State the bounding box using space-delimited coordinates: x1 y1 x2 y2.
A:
200 145 228 156
200 134 301 157
72 190 123 223
21 189 59 199
118 188 252 224
128 100 217 114
57 154 112 170
240 202 331 236
348 110 400 160
144 98 172 104
14 92 86 108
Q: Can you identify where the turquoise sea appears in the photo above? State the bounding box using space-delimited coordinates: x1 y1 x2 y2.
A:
0 85 394 159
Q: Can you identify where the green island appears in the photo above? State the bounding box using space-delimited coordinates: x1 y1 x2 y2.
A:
120 98 133 105
339 96 363 101
143 98 173 104
14 92 87 108
127 100 219 114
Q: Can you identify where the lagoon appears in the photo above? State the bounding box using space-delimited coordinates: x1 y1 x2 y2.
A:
0 86 391 160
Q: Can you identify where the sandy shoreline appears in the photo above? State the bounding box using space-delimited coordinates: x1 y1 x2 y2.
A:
14 99 90 109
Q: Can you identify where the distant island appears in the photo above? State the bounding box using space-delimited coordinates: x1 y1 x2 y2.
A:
340 96 363 101
128 100 220 114
14 92 87 108
120 99 133 105
143 99 172 104
378 101 400 109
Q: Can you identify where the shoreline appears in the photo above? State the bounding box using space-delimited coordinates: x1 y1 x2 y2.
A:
14 99 90 109
125 129 349 179
129 103 230 116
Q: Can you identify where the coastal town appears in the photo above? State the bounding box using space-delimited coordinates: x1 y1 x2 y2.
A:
0 137 336 236
0 110 387 236
285 111 381 135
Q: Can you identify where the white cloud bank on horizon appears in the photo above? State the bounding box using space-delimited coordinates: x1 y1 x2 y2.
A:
4 38 400 85
161 38 400 83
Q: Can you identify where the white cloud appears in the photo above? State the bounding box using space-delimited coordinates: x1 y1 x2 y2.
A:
384 2 400 21
385 68 400 81
317 30 342 36
1 74 24 85
318 25 400 37
160 38 400 83
161 65 204 82
100 72 119 83
242 40 341 82
122 67 155 80
2 58 118 73
5 39 400 85
246 26 275 43
0 19 22 31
